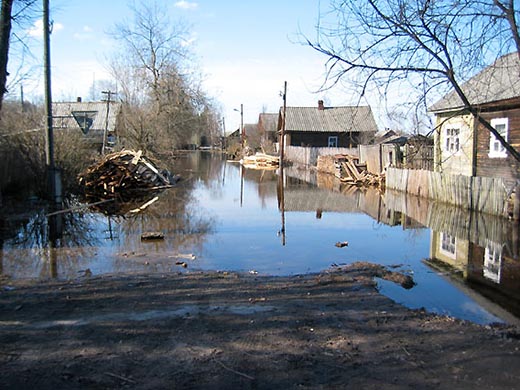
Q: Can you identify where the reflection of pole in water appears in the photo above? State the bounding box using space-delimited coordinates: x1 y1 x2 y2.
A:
47 213 63 278
107 216 114 240
277 167 286 246
222 155 227 185
240 163 244 207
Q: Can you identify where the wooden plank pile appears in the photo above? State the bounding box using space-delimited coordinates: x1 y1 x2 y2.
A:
241 153 279 170
334 154 385 188
78 149 176 199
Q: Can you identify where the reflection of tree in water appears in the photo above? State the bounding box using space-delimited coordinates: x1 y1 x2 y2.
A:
114 184 216 256
1 199 104 279
178 151 228 200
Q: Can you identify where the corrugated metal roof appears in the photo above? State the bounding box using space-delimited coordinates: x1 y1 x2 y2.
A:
430 52 520 112
284 105 377 133
52 101 122 134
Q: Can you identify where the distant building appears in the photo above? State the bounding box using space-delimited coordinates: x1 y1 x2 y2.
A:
226 128 241 145
52 98 122 152
280 100 378 148
258 113 279 149
373 129 408 146
243 123 260 149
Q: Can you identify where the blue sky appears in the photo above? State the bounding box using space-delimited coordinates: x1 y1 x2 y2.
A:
9 0 385 131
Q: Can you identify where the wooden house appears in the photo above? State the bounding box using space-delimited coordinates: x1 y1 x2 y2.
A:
243 123 260 149
53 98 122 152
280 100 377 148
257 112 278 150
429 52 520 184
226 128 241 145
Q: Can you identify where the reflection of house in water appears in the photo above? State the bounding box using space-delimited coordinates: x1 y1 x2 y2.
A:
430 230 520 319
281 171 424 230
482 242 503 283
283 161 520 319
430 231 469 277
384 189 520 310
426 207 520 318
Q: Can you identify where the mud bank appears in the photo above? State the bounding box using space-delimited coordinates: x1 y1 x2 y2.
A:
1 265 519 389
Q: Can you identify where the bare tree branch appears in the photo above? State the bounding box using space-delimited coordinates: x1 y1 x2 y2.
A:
305 0 520 162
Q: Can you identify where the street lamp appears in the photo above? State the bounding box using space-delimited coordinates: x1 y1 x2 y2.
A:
234 103 244 147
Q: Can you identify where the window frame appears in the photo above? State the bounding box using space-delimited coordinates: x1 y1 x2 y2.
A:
328 136 338 147
483 243 502 283
439 232 457 259
444 125 460 154
488 117 508 158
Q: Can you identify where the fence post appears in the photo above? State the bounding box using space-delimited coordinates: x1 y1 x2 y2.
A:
514 183 520 221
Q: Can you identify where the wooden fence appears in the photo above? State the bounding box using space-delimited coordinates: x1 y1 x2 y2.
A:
284 145 358 167
384 189 516 249
386 167 517 218
402 144 434 171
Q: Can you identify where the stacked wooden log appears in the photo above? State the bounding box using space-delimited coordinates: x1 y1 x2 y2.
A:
241 153 279 170
78 150 175 199
334 154 385 188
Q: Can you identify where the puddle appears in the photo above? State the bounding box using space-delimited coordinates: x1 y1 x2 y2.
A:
1 151 519 325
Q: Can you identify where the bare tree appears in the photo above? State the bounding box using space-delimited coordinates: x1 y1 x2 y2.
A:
307 0 520 161
108 1 218 154
0 0 40 113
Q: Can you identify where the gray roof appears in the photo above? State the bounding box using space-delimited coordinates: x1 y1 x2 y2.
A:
430 52 520 113
52 101 122 134
258 113 279 132
284 105 377 133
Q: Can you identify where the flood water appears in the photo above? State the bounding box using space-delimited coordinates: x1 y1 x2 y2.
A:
1 151 519 325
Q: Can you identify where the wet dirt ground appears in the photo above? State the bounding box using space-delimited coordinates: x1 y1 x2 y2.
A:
1 263 519 389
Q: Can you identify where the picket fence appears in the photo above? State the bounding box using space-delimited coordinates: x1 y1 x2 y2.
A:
386 167 517 218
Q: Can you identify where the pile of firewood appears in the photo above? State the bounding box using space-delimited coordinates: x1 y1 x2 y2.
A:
78 150 176 199
241 153 279 170
334 154 385 188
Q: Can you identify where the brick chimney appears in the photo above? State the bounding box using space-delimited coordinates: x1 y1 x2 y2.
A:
318 100 324 110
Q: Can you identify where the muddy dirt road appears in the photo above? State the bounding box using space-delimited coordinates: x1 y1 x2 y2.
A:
1 264 519 389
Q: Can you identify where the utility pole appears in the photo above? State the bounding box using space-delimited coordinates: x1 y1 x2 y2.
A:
101 90 116 154
280 81 287 167
20 84 24 111
240 103 244 148
43 0 58 204
221 116 226 150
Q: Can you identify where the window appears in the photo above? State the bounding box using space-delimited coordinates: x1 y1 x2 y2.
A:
445 127 460 153
439 232 456 258
489 118 508 158
72 111 98 135
328 136 338 147
483 243 502 283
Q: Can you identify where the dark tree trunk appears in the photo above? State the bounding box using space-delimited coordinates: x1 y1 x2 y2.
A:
0 0 13 115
